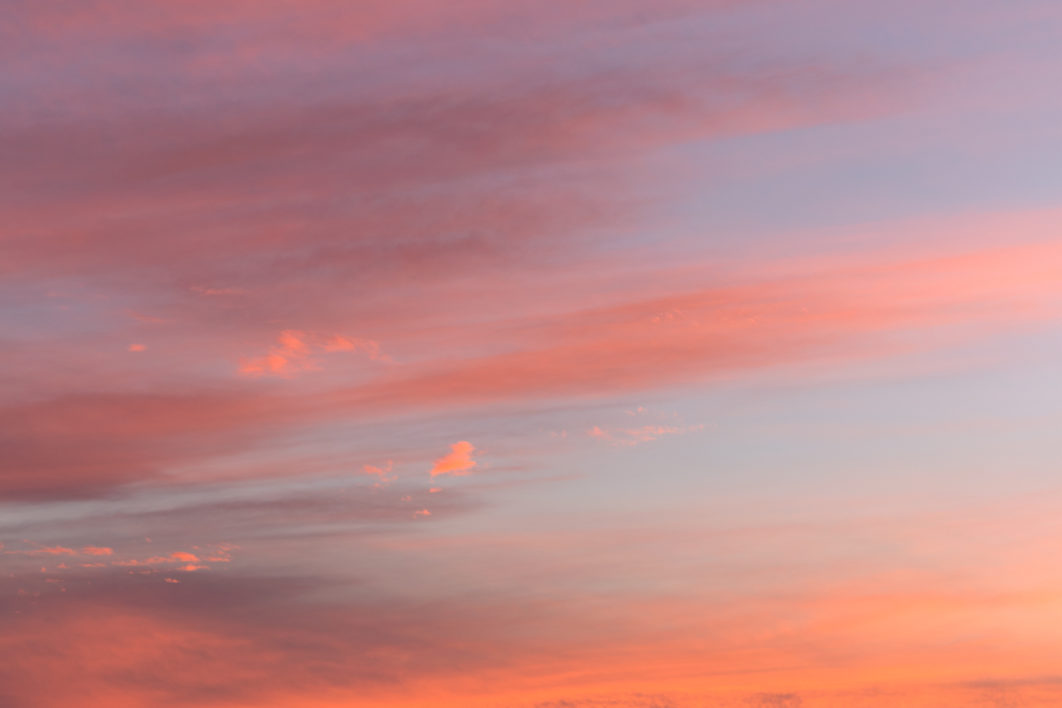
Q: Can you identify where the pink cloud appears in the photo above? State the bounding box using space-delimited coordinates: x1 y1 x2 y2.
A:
108 548 233 569
430 441 478 477
5 2 1062 707
5 216 1062 502
588 423 705 447
239 330 384 377
363 460 395 482
191 285 246 296
81 546 114 556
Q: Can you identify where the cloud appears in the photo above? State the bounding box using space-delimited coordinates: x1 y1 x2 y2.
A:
9 2 1062 707
16 545 77 556
430 441 478 477
191 285 246 296
0 0 948 509
0 563 591 707
5 219 1062 502
0 388 283 499
6 493 1062 707
239 330 384 377
0 0 908 324
588 420 705 447
322 335 383 359
238 329 314 377
363 460 396 486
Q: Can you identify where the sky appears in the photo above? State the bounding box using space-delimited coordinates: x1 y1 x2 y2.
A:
3 1 1062 706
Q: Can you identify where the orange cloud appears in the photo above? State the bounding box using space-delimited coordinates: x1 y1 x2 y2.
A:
17 546 78 557
81 546 114 556
238 329 314 377
430 441 478 477
128 343 146 352
109 549 226 569
364 460 395 479
112 557 167 567
239 330 384 377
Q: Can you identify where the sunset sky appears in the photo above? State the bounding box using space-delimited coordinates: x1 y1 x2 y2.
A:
4 2 1062 706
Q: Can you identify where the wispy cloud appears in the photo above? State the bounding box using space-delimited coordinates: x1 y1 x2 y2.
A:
588 409 705 446
6 0 1062 706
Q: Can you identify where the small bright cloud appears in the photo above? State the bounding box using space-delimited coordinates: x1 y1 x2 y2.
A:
239 330 384 377
430 441 477 477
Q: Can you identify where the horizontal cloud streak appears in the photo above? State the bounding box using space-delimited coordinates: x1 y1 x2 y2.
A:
4 218 1062 499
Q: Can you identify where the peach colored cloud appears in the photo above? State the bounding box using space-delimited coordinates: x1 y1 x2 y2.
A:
238 330 314 377
103 548 232 572
363 461 393 477
239 330 384 377
430 441 478 477
364 460 396 486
